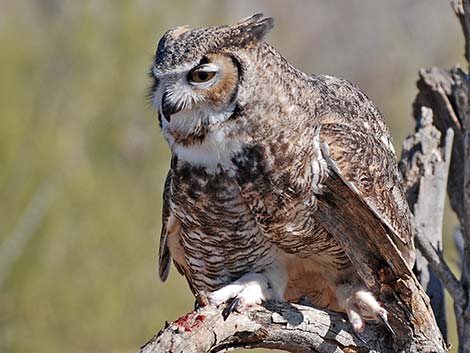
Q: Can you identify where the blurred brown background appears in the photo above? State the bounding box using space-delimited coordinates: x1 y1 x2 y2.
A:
0 1 465 352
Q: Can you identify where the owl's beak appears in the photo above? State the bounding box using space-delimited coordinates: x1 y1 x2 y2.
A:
161 91 182 122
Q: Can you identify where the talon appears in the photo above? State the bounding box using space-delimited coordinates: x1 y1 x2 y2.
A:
355 332 368 345
222 297 241 321
194 300 203 311
377 310 395 337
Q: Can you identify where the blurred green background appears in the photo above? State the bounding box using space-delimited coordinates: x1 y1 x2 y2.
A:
0 1 465 352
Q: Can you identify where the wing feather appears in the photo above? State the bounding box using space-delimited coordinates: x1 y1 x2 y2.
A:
319 123 415 267
158 170 174 281
158 168 191 285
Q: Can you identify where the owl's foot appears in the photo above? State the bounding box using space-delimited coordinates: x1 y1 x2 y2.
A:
336 284 395 336
206 272 275 320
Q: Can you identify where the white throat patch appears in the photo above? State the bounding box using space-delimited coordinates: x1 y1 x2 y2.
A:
162 108 243 173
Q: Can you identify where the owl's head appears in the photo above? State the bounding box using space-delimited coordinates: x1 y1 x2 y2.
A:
149 14 274 143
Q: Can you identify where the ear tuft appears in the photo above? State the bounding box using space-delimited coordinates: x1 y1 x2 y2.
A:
230 13 274 46
247 16 274 41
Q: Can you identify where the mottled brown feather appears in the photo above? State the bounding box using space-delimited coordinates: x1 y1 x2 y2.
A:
152 14 416 314
158 170 173 281
158 169 189 281
319 122 415 267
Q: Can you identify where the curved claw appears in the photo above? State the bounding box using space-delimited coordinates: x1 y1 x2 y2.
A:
222 297 241 321
377 310 396 337
194 300 203 311
355 332 368 345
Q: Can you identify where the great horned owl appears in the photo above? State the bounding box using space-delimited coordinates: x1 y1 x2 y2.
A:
150 14 415 335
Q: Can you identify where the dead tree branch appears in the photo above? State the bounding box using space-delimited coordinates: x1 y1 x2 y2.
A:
410 2 470 352
141 302 393 353
399 107 455 340
414 68 470 353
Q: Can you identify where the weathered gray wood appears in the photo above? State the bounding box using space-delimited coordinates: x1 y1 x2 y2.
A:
400 114 466 308
399 107 454 340
413 68 470 353
414 67 468 222
141 301 429 353
414 228 466 309
411 2 470 352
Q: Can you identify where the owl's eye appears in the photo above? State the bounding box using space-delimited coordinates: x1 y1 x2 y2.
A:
190 70 215 82
188 65 218 84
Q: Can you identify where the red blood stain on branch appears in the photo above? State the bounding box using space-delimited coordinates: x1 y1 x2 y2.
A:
174 312 207 333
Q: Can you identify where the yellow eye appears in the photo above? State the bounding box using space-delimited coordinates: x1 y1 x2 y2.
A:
189 70 216 83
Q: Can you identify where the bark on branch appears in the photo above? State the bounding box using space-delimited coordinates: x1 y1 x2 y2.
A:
141 302 392 353
410 2 470 351
399 107 455 340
